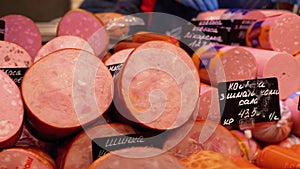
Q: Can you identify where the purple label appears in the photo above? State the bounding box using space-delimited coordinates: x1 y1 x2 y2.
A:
248 20 264 48
200 45 224 68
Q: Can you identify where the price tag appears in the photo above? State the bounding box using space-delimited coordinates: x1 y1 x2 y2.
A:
0 68 28 87
92 133 166 161
0 20 4 40
230 20 256 46
218 78 281 128
106 63 124 78
180 20 232 54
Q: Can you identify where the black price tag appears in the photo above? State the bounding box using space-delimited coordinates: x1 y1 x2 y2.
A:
218 78 281 128
0 20 4 40
92 133 165 161
0 68 28 87
106 63 124 78
230 20 256 46
298 96 300 111
181 20 232 53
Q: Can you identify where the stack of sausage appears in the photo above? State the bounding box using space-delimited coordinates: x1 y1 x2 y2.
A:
0 7 300 169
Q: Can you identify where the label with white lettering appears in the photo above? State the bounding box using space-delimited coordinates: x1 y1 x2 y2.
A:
107 63 124 78
0 20 4 40
230 20 256 46
218 78 281 128
180 20 232 53
0 68 28 87
92 133 165 161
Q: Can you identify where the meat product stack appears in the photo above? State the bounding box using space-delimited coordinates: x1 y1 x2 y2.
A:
0 7 300 169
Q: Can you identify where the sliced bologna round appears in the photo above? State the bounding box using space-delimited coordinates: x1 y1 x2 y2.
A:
163 120 242 158
103 48 133 66
34 35 95 62
0 14 42 60
0 41 33 68
0 70 24 149
57 123 136 169
192 44 257 86
241 47 300 100
87 147 186 169
0 147 56 169
57 9 109 59
246 13 300 55
114 40 200 130
21 49 113 141
197 83 220 123
252 101 293 143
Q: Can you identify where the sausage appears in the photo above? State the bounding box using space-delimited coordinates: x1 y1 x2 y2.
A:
246 13 300 55
197 83 220 123
220 9 291 20
104 48 134 66
251 101 293 143
241 47 300 100
87 147 186 169
21 49 113 141
196 9 228 20
284 93 300 136
255 145 300 169
230 130 261 162
0 14 42 59
95 12 129 40
277 134 300 148
34 35 95 62
192 44 257 86
57 9 109 59
0 70 24 149
180 150 239 169
113 40 200 130
113 41 142 53
0 41 32 68
0 147 56 169
163 120 242 158
228 155 260 169
57 123 136 169
132 31 180 46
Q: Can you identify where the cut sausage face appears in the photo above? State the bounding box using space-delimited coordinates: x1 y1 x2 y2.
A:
57 9 109 58
0 14 42 60
0 70 24 149
34 35 95 62
114 41 200 130
22 49 113 140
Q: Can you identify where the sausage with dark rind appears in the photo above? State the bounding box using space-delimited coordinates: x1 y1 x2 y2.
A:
21 49 114 140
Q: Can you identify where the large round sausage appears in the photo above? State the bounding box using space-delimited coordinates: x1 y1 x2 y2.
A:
0 14 42 59
241 47 300 100
57 9 109 59
56 123 136 169
163 120 242 158
251 101 293 143
246 13 300 55
284 93 300 136
196 9 228 20
87 147 186 169
0 70 24 149
0 41 32 68
0 147 56 169
113 40 200 130
21 49 113 141
34 35 95 62
192 44 257 86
